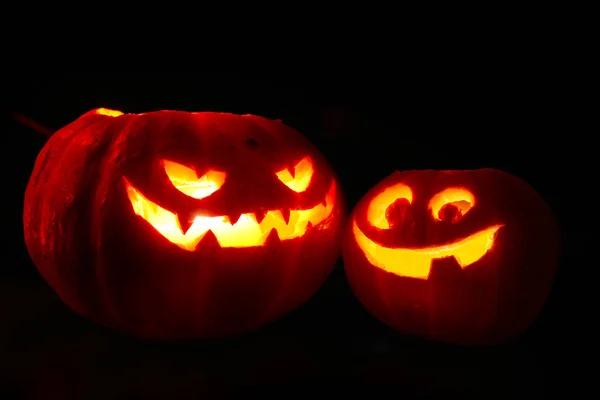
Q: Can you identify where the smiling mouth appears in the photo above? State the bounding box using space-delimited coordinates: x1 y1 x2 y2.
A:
124 179 336 251
353 222 503 279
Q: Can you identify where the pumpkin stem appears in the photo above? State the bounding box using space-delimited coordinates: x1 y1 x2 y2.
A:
10 111 54 137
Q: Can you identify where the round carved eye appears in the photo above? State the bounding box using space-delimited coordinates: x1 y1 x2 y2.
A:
275 157 314 193
162 160 226 199
367 183 413 229
428 187 475 223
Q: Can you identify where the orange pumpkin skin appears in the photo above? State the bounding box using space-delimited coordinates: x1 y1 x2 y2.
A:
24 109 345 340
342 169 559 345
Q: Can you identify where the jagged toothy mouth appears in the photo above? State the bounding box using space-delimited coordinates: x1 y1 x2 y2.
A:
124 179 336 251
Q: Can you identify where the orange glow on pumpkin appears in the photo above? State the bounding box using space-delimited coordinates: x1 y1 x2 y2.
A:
95 108 124 117
163 160 226 200
353 184 502 279
275 157 314 193
124 179 336 251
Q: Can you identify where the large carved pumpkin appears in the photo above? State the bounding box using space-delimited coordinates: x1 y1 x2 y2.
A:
24 108 345 339
342 169 559 345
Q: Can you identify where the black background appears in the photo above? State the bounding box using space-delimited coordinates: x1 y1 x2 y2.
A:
2 70 583 398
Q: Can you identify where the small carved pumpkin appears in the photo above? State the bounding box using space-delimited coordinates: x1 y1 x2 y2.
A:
24 108 345 339
342 169 559 345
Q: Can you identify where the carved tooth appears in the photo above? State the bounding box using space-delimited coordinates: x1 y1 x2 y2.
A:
428 256 462 282
255 209 268 224
280 208 291 225
176 212 194 234
226 212 243 225
264 228 281 245
306 221 313 230
285 165 296 178
197 230 220 248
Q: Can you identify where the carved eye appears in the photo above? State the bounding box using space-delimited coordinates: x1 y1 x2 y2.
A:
275 157 314 193
367 183 413 229
163 160 226 199
428 187 475 223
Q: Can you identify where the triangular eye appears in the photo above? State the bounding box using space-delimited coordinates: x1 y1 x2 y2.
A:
275 157 314 193
163 160 226 199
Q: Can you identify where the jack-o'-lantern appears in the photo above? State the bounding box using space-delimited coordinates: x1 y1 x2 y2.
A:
342 169 559 345
23 108 346 339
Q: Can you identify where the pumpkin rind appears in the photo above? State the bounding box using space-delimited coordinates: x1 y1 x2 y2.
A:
342 169 559 345
24 109 346 339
